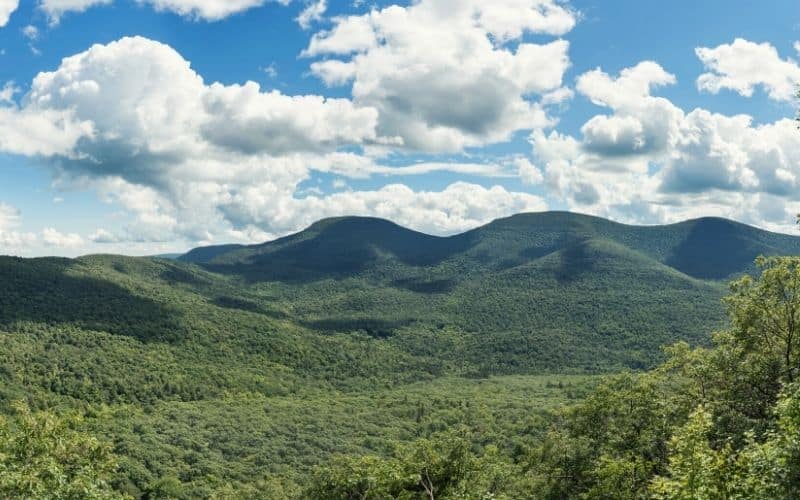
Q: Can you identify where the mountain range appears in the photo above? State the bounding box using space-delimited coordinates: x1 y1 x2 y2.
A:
182 211 800 281
3 211 800 495
172 212 800 370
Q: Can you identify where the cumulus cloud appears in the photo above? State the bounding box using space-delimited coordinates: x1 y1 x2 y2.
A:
576 61 680 159
142 0 290 21
39 0 289 22
0 106 92 157
0 82 17 103
201 82 385 155
0 0 18 27
0 35 550 246
41 227 84 247
89 228 123 243
0 204 97 253
532 55 800 232
304 0 575 152
220 182 547 237
696 38 800 101
515 157 544 185
22 36 383 175
0 36 383 242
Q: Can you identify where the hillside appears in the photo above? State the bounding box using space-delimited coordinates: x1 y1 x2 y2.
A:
183 212 800 281
177 212 800 370
2 211 800 496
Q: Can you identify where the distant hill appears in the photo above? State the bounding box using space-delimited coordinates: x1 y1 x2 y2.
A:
179 243 244 263
181 212 800 281
4 211 800 495
168 212 790 372
148 253 183 260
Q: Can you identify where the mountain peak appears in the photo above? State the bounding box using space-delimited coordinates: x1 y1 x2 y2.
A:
180 212 800 282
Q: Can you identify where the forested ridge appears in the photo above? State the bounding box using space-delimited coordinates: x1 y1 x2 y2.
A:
1 213 800 498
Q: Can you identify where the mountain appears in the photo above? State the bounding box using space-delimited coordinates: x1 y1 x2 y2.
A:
175 212 800 373
3 212 800 495
182 212 800 281
179 243 244 263
170 212 800 372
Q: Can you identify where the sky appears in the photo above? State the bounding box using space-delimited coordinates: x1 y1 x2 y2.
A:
0 0 799 257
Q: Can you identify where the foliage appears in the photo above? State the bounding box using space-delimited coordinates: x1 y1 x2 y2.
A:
525 256 800 499
1 214 800 496
307 430 517 499
0 401 125 499
649 407 735 500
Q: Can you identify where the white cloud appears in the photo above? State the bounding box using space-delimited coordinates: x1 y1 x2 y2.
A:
0 203 37 250
0 81 17 103
574 61 681 160
0 204 92 252
141 0 288 21
0 106 92 157
515 157 544 185
38 0 289 23
39 0 112 23
296 0 325 29
295 153 520 179
304 0 575 152
21 36 382 165
202 82 384 155
1 35 550 247
578 61 676 106
41 227 84 247
89 228 122 243
541 86 574 106
374 161 512 177
532 58 800 232
0 0 18 27
696 38 800 101
221 181 548 237
0 36 384 242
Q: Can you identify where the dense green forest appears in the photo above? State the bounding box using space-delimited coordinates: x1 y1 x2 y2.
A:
1 213 800 497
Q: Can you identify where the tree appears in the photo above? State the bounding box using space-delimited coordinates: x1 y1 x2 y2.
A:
731 384 800 499
527 257 800 498
307 431 513 499
649 406 735 500
0 401 127 499
725 256 800 384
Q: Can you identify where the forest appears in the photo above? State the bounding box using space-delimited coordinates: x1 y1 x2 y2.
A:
1 215 800 498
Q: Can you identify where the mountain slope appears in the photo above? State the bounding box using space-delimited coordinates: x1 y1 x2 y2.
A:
183 212 800 282
169 212 800 371
184 216 474 282
4 211 799 495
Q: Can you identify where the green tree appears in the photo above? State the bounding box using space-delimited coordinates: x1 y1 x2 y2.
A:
731 384 800 499
0 401 126 499
307 431 512 499
725 256 800 384
649 406 735 500
528 257 800 499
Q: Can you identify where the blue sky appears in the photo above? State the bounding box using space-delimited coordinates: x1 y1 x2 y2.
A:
0 0 798 256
